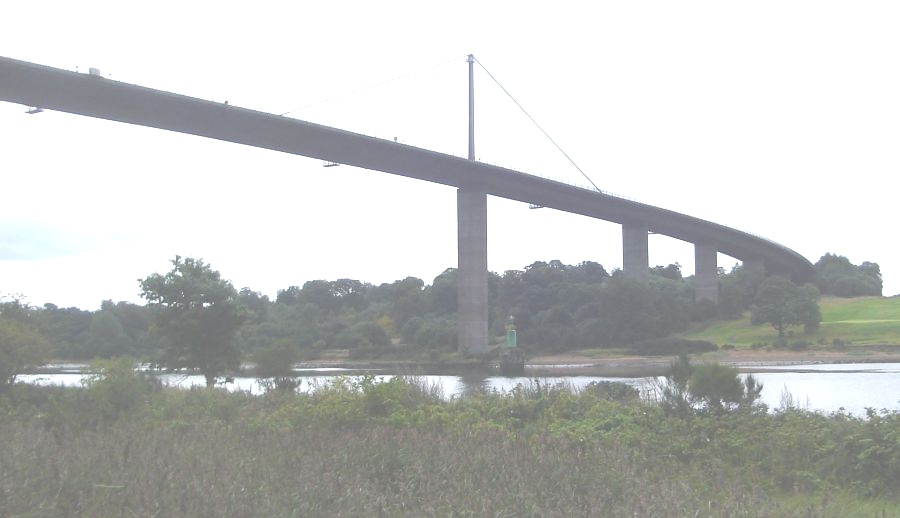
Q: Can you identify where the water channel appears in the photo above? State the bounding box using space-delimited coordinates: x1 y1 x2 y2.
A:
18 362 900 417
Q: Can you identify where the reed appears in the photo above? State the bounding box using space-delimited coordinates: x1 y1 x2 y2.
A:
1 379 898 517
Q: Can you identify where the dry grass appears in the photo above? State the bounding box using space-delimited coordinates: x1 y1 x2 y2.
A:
1 421 781 517
2 379 899 517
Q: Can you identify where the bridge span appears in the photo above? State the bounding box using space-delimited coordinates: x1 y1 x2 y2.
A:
0 56 814 353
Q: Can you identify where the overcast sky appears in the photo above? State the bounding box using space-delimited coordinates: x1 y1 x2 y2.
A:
2 1 899 310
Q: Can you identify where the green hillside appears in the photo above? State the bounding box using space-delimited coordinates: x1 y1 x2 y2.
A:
681 296 900 347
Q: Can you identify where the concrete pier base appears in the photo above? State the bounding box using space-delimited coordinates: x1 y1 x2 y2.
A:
623 222 649 281
694 242 719 303
457 188 490 354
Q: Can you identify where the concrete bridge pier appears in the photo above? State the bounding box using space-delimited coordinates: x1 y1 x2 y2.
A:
694 242 719 303
457 187 490 354
622 222 649 281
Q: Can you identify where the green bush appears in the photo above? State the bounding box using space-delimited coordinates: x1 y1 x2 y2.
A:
629 337 717 356
790 340 810 351
84 357 159 421
336 322 390 349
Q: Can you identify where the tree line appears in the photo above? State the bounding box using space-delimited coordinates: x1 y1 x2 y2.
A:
0 252 883 389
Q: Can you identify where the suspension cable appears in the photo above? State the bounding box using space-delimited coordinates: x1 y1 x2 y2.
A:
473 57 601 192
279 54 467 117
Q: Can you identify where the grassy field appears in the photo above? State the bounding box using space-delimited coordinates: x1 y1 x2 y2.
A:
681 296 900 347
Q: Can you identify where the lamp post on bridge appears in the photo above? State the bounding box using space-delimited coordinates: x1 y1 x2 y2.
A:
468 54 475 161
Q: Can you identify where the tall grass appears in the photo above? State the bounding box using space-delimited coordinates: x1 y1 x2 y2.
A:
0 421 784 517
1 376 899 517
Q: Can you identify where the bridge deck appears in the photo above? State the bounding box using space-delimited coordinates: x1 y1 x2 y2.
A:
0 56 813 279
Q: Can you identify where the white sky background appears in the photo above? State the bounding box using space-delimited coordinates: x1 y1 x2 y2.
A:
1 1 899 310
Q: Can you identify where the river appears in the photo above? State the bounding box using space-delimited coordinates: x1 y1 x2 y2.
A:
17 362 900 417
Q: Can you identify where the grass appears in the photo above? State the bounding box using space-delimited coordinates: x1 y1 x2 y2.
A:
680 296 900 347
2 373 900 516
0 422 784 517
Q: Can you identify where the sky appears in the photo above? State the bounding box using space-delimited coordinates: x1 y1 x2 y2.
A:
2 1 899 310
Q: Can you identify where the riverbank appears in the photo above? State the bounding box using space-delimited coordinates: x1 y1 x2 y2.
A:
31 345 900 379
285 345 900 378
525 345 900 376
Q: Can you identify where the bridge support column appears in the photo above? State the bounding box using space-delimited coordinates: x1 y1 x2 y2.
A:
622 222 649 281
457 187 490 354
694 242 719 303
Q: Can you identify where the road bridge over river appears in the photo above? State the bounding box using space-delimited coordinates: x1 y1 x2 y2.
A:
0 56 814 353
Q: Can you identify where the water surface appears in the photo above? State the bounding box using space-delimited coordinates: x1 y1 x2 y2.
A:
18 363 900 417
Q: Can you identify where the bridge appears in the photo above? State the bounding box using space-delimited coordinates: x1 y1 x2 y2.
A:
0 56 814 354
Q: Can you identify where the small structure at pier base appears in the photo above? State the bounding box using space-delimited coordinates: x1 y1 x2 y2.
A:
498 316 525 375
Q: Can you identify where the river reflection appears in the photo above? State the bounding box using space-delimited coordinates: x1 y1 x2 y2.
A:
17 362 900 417
749 363 900 416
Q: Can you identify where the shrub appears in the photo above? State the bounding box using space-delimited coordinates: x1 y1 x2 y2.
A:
412 319 456 349
629 337 717 356
253 340 301 392
657 356 764 415
581 381 640 402
84 357 158 421
336 322 390 350
0 304 51 393
790 341 810 351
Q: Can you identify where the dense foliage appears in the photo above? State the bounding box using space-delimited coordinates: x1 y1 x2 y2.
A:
139 257 245 387
0 299 50 393
1 374 898 516
750 276 822 338
815 253 883 297
8 253 880 368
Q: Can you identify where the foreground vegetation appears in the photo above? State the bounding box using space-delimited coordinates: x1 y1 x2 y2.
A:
2 365 899 517
3 252 887 391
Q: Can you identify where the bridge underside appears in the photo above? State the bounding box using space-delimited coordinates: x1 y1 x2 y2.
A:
0 56 816 354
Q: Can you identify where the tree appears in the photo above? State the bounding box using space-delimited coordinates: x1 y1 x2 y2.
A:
86 308 134 358
814 253 882 297
659 355 763 415
0 298 50 393
238 288 270 324
651 263 683 280
139 256 246 387
388 277 426 330
32 303 92 359
335 321 390 350
688 363 746 413
275 285 302 305
717 263 766 320
571 261 609 284
429 268 458 315
592 277 681 346
252 339 300 392
330 278 369 311
750 276 821 338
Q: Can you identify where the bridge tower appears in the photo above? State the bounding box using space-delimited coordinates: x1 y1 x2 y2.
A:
457 54 491 354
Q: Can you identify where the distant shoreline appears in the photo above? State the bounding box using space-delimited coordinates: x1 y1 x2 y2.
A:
524 346 900 376
31 346 900 379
